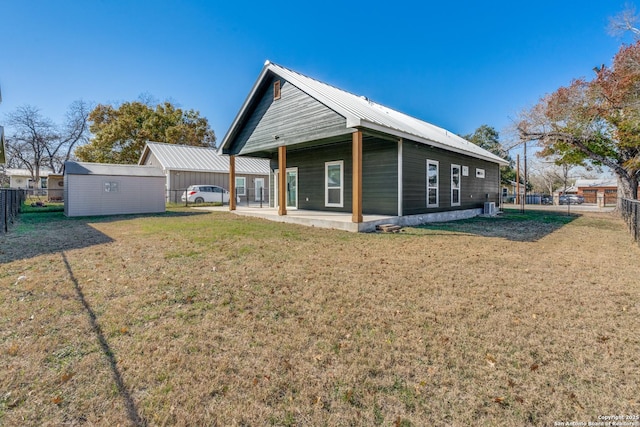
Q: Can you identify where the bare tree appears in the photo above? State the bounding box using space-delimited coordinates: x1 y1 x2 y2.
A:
6 106 58 188
4 101 92 186
44 100 92 172
527 159 565 195
608 4 640 38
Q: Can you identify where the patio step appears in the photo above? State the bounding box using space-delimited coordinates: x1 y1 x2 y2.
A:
376 224 402 233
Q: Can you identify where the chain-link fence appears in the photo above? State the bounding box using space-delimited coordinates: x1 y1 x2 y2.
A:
1 189 26 234
166 186 270 207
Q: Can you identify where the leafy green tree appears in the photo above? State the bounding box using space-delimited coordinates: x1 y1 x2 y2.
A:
75 101 215 164
518 40 640 202
463 124 515 185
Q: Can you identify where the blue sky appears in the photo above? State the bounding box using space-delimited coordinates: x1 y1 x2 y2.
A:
0 0 634 153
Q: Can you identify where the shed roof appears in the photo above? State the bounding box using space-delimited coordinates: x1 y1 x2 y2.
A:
64 161 166 177
221 61 509 166
139 141 270 175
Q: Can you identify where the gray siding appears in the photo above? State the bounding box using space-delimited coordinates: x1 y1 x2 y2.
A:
269 136 397 215
402 140 500 215
362 138 397 215
228 76 349 155
167 170 269 203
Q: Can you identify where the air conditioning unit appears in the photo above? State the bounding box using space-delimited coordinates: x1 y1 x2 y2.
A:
483 202 496 215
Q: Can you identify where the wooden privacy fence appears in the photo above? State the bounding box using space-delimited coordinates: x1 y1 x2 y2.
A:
621 198 640 244
1 189 25 234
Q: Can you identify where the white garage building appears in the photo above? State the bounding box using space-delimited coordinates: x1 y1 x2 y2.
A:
64 161 166 217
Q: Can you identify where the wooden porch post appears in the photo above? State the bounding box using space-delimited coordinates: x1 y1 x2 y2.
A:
278 145 287 216
229 155 236 211
352 130 363 223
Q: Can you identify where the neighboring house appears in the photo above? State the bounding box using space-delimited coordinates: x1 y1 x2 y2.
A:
5 168 52 190
139 141 270 203
575 178 618 204
4 168 64 201
220 61 509 227
64 161 165 217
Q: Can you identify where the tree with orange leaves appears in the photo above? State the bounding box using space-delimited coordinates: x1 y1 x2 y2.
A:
518 41 640 203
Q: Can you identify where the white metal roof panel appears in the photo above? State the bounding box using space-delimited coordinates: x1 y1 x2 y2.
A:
267 63 508 165
221 62 509 166
64 161 166 177
142 142 269 175
575 178 618 187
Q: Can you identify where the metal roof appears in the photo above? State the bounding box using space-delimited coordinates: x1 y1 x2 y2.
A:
64 161 166 177
221 61 509 166
6 168 55 177
140 141 270 175
575 178 618 188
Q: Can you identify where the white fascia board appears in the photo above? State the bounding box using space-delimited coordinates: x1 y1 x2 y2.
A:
345 117 362 128
359 120 510 166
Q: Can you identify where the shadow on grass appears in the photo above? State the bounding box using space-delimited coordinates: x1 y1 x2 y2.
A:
410 208 581 242
0 209 210 263
62 252 147 426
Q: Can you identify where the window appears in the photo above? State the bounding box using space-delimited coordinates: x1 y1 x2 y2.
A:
476 168 485 178
104 181 119 193
274 80 281 100
451 164 461 206
426 160 439 207
235 177 246 196
325 160 344 207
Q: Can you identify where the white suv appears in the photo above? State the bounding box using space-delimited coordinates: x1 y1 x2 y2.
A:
181 185 231 204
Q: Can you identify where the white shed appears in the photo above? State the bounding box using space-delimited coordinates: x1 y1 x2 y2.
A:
64 161 166 217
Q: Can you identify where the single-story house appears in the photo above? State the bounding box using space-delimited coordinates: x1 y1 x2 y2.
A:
575 178 617 204
139 141 270 204
64 161 166 217
219 61 509 229
5 168 53 190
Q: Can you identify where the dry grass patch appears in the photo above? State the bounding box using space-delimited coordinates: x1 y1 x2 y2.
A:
1 208 639 426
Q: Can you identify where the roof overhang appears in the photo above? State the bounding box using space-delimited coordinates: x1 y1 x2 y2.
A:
220 62 510 167
357 120 510 166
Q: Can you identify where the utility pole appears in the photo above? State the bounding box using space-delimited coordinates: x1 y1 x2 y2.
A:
523 141 527 213
516 154 520 205
0 83 5 165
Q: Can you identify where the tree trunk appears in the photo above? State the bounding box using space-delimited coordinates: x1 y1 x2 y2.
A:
616 173 639 210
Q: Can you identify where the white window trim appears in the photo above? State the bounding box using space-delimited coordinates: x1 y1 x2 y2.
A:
325 160 344 208
235 176 246 196
426 159 439 208
451 164 461 207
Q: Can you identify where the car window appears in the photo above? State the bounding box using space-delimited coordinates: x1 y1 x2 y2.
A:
213 187 222 193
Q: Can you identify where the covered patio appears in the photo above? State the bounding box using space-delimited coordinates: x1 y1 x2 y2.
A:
199 205 391 232
198 205 483 232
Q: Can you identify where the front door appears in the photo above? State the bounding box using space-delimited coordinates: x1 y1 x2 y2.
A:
274 168 298 209
254 178 265 202
286 170 297 208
